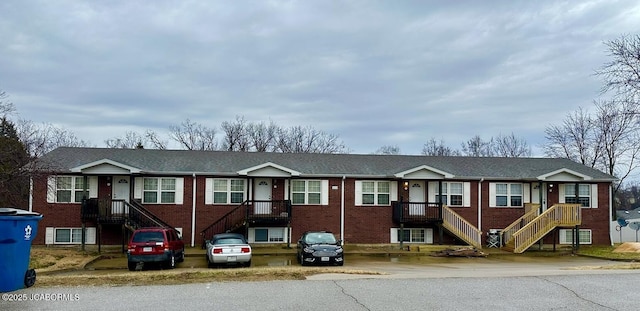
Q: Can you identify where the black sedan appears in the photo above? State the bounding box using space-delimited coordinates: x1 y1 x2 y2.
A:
297 231 344 266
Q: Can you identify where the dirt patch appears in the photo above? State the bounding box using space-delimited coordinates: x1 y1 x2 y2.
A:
613 242 640 253
30 246 101 273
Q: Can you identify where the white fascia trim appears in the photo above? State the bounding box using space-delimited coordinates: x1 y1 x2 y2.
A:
537 168 593 181
394 165 454 179
70 159 142 173
237 162 301 176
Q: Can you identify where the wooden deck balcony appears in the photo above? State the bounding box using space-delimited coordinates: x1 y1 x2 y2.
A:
392 201 443 224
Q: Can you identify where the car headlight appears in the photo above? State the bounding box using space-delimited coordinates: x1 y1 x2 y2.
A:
335 247 343 253
303 247 315 253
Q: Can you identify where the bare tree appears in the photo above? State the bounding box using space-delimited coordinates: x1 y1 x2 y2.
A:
169 119 218 151
461 135 494 157
105 131 147 149
592 99 640 193
492 133 532 157
16 120 92 158
247 120 278 152
544 107 602 167
373 145 401 155
276 125 346 153
0 116 29 207
421 138 460 156
145 130 168 150
220 116 250 151
596 34 640 99
0 90 15 117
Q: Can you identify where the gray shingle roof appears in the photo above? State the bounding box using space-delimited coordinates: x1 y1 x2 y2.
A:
33 147 617 181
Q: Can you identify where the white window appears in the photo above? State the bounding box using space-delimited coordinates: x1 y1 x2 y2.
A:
563 184 591 207
212 179 246 204
559 229 592 245
362 181 390 205
45 227 96 245
390 228 433 243
248 227 289 243
47 176 97 203
291 180 321 205
436 182 463 206
490 183 523 207
143 178 176 204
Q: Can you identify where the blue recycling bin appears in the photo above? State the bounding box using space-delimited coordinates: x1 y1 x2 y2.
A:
0 208 43 292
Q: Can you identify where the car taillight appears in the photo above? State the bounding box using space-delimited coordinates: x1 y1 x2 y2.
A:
241 247 250 253
164 242 169 251
213 248 222 254
127 245 134 253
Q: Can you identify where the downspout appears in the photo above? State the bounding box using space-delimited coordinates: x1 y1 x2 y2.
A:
609 183 614 246
341 175 345 246
191 173 197 248
478 178 483 235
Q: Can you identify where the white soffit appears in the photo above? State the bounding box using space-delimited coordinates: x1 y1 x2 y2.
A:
70 159 142 174
237 162 301 177
394 165 454 179
537 168 592 182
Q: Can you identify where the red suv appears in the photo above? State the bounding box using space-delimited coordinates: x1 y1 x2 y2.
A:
127 227 185 271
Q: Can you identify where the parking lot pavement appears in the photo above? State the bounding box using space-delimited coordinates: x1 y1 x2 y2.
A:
306 256 640 280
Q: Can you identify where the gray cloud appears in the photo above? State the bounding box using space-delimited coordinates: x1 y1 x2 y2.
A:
1 0 639 154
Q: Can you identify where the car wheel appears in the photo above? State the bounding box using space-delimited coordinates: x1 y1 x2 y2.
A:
178 249 185 262
128 261 137 271
300 255 309 266
207 259 215 268
336 261 344 266
165 254 176 269
244 260 251 268
24 269 36 288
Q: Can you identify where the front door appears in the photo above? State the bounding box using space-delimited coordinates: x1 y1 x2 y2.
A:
112 176 130 215
408 180 425 215
254 178 272 214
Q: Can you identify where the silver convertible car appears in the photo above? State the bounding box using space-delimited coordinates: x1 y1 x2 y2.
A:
205 233 252 268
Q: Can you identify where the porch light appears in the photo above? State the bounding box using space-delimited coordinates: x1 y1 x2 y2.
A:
403 181 409 191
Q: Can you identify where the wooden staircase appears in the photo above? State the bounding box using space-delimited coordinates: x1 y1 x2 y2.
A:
441 205 483 249
501 203 540 248
502 204 581 253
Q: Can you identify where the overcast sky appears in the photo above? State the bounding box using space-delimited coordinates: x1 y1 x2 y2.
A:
1 1 639 155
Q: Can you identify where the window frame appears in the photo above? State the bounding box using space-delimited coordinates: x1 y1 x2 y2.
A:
252 228 287 243
291 180 322 205
52 176 88 203
492 183 523 208
54 228 83 244
211 178 247 204
397 228 426 243
564 184 591 208
435 182 464 207
559 229 592 245
143 177 178 204
361 181 391 206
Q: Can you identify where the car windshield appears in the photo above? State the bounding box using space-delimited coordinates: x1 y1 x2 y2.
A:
213 238 246 245
132 231 164 243
304 233 336 244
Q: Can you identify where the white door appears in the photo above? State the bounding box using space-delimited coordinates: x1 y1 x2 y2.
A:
112 176 130 215
409 181 425 216
254 178 272 214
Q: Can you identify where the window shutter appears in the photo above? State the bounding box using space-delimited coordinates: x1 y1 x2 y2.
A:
390 181 398 201
523 183 530 204
355 181 362 205
175 178 184 204
558 184 566 203
390 228 398 243
321 180 329 205
86 227 96 244
47 176 56 203
205 178 213 204
134 177 143 199
591 184 598 208
247 228 255 243
427 182 438 202
489 183 496 207
45 227 54 245
463 182 471 207
89 176 98 198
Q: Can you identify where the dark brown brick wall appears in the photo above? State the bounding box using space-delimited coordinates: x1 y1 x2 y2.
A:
30 174 613 246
